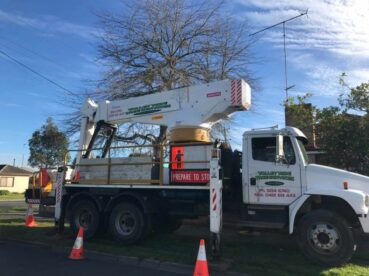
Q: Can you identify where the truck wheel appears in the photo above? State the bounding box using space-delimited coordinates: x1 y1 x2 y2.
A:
109 203 146 244
297 209 356 266
69 200 100 240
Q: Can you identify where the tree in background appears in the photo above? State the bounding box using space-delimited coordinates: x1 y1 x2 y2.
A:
285 93 316 147
98 0 253 97
316 107 369 175
286 79 369 175
28 118 69 168
318 78 369 175
339 75 369 113
65 0 255 145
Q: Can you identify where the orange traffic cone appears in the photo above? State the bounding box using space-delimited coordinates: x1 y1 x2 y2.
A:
25 204 37 227
193 239 209 276
69 227 84 260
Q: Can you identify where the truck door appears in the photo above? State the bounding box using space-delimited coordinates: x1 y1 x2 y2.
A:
246 135 301 205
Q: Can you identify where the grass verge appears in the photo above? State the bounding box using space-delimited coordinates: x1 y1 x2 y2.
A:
0 218 368 275
0 206 29 214
0 193 24 200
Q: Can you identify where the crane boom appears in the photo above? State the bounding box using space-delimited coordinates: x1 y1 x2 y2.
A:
77 79 251 162
83 79 250 127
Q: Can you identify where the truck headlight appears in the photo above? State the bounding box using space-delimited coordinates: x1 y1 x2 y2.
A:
365 195 369 207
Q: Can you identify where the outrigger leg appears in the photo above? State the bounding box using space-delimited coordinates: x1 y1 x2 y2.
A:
54 166 65 233
209 148 223 260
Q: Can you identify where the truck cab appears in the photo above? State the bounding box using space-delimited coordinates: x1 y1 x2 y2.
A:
243 126 308 206
241 126 369 265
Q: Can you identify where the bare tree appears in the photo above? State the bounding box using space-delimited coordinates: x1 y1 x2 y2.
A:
65 0 255 148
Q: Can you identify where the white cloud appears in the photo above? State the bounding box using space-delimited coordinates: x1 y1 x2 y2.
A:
285 51 369 97
240 0 369 58
5 103 22 107
351 70 369 83
0 9 101 40
27 92 40 97
0 9 43 28
236 0 369 97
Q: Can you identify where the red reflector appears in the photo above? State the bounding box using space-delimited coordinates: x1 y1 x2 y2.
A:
73 170 80 183
343 181 348 190
39 169 50 187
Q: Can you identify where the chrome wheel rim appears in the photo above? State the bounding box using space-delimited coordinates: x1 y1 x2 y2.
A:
115 211 136 236
308 223 341 254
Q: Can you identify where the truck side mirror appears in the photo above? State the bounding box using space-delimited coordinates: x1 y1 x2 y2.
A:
276 134 285 163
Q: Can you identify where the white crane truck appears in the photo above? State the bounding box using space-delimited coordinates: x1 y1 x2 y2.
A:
26 79 369 266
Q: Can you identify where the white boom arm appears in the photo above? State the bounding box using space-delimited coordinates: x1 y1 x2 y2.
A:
77 79 251 161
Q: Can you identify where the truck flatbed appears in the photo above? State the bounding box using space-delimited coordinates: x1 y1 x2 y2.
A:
64 183 210 190
65 183 210 190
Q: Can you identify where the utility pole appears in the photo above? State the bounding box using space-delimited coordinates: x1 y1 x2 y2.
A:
250 10 308 102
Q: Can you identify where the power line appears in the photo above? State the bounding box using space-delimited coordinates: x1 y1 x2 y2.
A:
11 14 102 68
0 48 76 96
0 36 103 82
0 37 74 78
0 36 60 67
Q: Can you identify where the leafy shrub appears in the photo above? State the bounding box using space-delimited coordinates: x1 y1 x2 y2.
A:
0 190 10 196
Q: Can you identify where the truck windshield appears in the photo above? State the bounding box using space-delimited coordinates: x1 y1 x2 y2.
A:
296 137 309 164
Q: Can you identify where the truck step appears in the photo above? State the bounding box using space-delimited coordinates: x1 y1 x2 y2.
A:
238 221 285 229
247 205 286 211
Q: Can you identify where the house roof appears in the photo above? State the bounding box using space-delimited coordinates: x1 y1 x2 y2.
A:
0 165 33 176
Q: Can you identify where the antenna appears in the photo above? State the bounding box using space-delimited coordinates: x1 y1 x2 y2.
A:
250 10 308 102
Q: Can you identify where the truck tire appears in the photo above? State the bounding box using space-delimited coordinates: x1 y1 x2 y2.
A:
109 203 146 244
297 209 356 266
69 200 100 240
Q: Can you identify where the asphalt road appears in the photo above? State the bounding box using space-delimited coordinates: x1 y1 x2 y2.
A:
0 200 25 208
0 240 188 276
0 200 30 219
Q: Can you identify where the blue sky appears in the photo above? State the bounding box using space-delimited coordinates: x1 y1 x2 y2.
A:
0 0 368 165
